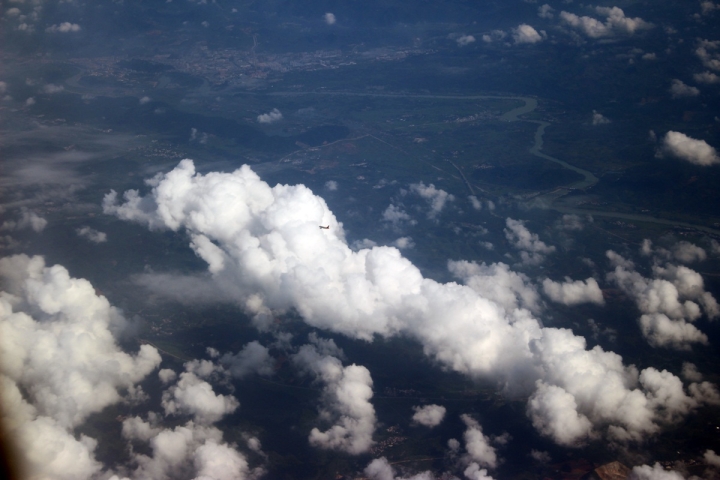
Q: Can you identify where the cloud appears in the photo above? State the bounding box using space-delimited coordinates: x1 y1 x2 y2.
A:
681 362 703 382
538 4 554 19
139 96 151 104
411 404 446 427
1 209 47 232
694 71 720 84
482 30 507 43
660 131 720 166
292 343 376 454
449 260 540 313
669 79 700 98
393 236 415 249
105 160 719 446
382 203 415 227
161 371 239 424
123 418 254 480
408 182 455 218
325 180 338 191
0 255 161 479
592 110 610 125
364 457 434 480
530 449 551 463
560 7 652 38
461 414 497 468
219 340 274 378
42 83 64 94
527 381 594 446
456 34 476 46
512 24 544 44
631 463 685 480
671 241 706 263
257 108 282 124
606 252 718 349
46 22 81 33
76 226 107 243
696 39 720 71
504 218 556 265
542 277 605 306
701 2 720 15
324 12 336 25
705 449 720 468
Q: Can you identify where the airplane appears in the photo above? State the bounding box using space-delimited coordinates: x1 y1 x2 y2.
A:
319 225 329 229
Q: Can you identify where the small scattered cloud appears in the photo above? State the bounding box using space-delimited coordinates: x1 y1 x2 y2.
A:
139 96 151 104
461 414 498 469
512 24 544 44
669 79 700 98
257 108 283 124
408 182 454 219
76 226 107 243
632 463 686 480
25 97 35 106
324 12 336 25
694 71 720 84
382 204 416 228
393 237 415 249
542 277 605 306
412 404 446 427
482 30 507 43
591 110 610 125
538 4 555 19
46 22 81 33
325 180 338 191
42 83 64 94
1 209 47 233
560 7 652 38
695 39 720 71
456 34 476 46
701 1 720 15
659 131 720 166
504 218 556 265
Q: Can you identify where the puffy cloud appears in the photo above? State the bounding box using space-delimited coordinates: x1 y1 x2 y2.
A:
461 414 497 469
504 218 556 265
530 449 551 463
659 131 720 166
527 381 594 446
257 108 282 124
383 204 415 227
408 182 455 218
364 457 434 480
25 97 35 106
46 22 81 33
560 7 652 38
1 208 47 232
76 226 107 243
542 277 605 306
669 79 700 98
292 343 376 454
631 463 685 480
538 4 554 19
105 160 714 446
325 180 338 191
161 371 239 424
124 418 252 480
701 2 720 15
606 252 717 349
219 340 274 378
696 39 720 71
464 462 495 480
393 236 415 249
512 24 543 44
139 96 151 104
411 404 446 427
681 362 703 382
449 260 540 313
456 34 476 46
671 241 707 263
694 71 720 84
0 255 161 479
482 30 507 43
324 12 336 25
705 449 720 468
592 111 610 125
42 83 64 94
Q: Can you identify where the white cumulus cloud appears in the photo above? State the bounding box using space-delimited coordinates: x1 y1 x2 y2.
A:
257 108 283 124
512 24 544 44
542 277 605 306
412 404 446 428
660 131 720 166
669 79 700 98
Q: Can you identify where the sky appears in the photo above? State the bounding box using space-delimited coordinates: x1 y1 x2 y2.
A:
1 1 720 480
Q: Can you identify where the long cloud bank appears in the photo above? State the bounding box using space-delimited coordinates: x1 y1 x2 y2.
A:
103 159 719 446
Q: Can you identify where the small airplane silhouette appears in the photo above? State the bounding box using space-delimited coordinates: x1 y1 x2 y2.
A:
319 225 329 229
